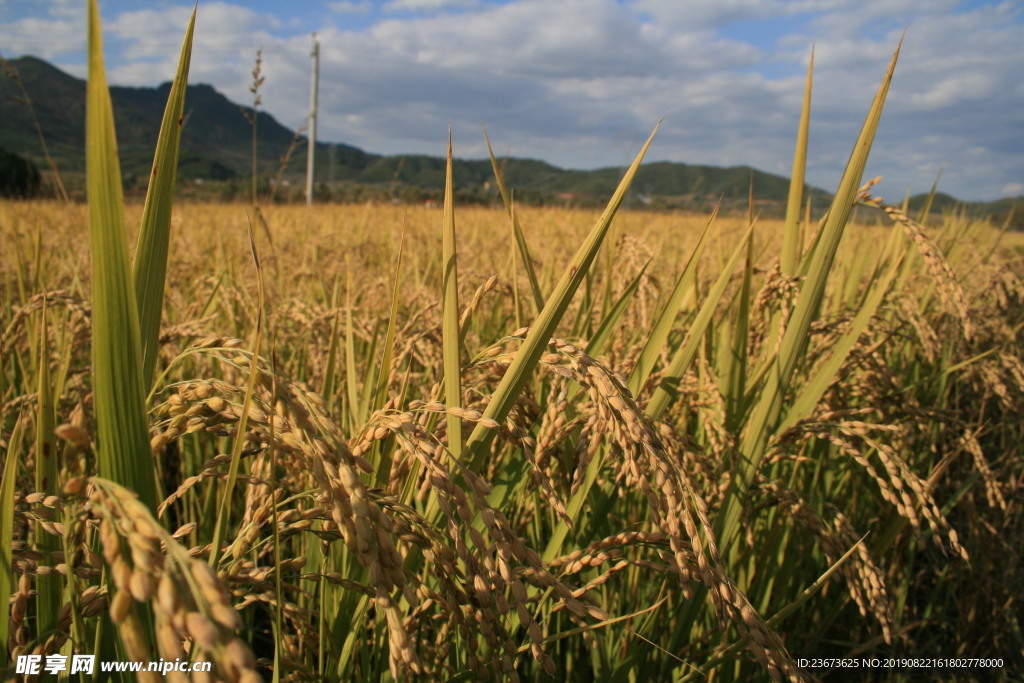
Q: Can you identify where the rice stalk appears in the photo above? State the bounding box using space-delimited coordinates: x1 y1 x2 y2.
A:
646 222 755 421
464 123 660 473
719 39 903 551
859 192 974 340
209 219 265 569
627 206 716 397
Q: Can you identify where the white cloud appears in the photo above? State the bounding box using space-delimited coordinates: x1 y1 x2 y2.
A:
6 0 1023 199
909 73 996 109
384 0 482 12
100 3 290 110
1 0 85 62
107 6 198 61
328 1 373 13
631 0 787 29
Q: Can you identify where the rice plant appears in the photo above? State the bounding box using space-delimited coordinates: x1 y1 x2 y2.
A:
1 5 1021 682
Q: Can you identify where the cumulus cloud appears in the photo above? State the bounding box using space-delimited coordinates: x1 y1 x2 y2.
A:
1 1 85 63
5 0 1023 199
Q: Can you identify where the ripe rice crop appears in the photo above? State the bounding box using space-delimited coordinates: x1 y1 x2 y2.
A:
1 4 1022 681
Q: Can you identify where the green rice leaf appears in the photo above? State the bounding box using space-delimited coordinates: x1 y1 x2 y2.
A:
780 234 906 432
917 166 943 224
0 412 24 670
86 0 158 512
34 300 61 634
726 213 756 422
585 259 649 358
484 129 545 313
344 259 362 432
372 223 406 414
442 132 463 459
133 7 195 387
368 224 407 488
781 48 813 275
322 277 343 411
646 221 756 421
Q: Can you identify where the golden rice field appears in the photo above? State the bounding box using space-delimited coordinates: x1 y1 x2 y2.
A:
2 195 1022 682
2 3 1023 682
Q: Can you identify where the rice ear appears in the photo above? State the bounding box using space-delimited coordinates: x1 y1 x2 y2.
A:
464 123 660 473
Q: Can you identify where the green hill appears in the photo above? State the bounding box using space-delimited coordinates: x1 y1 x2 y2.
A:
0 55 370 189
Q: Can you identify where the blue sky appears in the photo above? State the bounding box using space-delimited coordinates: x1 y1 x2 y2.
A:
3 0 1023 200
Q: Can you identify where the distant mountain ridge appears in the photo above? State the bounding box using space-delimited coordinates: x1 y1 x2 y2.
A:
1 55 1020 221
0 56 372 185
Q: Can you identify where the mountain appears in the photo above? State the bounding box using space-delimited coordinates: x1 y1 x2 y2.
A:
1 55 1018 221
0 56 370 189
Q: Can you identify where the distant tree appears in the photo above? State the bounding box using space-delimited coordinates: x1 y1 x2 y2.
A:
220 179 240 202
314 182 332 203
0 147 41 198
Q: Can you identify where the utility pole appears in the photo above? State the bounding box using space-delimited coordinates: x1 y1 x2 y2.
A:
306 33 319 205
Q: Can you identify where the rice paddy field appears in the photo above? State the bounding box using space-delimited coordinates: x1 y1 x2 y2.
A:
2 4 1023 683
